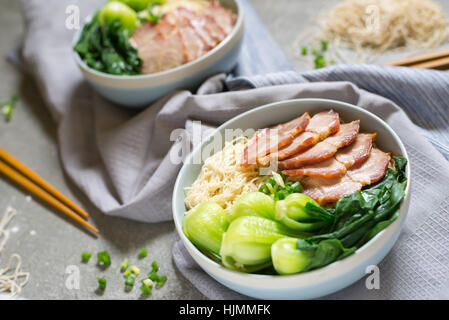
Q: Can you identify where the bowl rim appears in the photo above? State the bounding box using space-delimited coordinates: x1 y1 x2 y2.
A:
72 0 244 81
172 98 411 289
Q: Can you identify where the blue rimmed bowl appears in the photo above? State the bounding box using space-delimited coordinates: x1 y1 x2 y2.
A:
172 98 411 300
73 0 244 108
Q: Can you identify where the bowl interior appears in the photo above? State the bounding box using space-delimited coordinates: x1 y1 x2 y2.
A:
173 98 410 287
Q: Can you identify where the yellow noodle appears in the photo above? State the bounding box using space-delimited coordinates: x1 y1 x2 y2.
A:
185 138 267 210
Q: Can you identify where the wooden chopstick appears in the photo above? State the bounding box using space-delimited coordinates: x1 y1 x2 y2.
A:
0 147 89 218
0 160 99 234
384 49 449 69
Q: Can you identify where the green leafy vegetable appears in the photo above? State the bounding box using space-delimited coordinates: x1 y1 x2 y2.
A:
301 46 308 55
182 202 229 258
291 156 408 272
97 277 107 290
81 252 92 263
1 95 18 122
99 1 139 34
274 193 333 231
74 14 142 75
229 192 275 221
220 216 308 273
97 251 111 266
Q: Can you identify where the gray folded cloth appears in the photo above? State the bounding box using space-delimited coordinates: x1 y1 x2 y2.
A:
20 0 449 300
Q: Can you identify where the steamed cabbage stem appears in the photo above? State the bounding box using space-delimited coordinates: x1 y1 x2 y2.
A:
182 202 229 258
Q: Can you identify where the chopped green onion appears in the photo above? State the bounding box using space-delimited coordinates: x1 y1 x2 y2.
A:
151 261 159 272
143 279 153 287
139 248 148 258
120 259 129 271
321 40 328 52
124 269 131 277
272 171 285 188
81 252 92 263
1 95 18 122
301 46 307 55
314 55 327 69
156 275 167 287
97 277 107 290
125 275 135 287
148 271 158 282
130 266 140 275
97 251 111 266
140 283 152 295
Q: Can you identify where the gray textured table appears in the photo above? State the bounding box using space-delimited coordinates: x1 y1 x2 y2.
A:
0 0 448 300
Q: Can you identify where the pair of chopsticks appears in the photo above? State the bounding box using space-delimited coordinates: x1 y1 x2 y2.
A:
384 49 449 69
0 147 99 234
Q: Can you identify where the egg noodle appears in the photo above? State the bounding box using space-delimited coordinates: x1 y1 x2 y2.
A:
296 0 449 63
184 138 267 210
0 207 29 296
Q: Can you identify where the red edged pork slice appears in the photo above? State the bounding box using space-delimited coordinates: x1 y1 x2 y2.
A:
324 121 360 148
279 121 360 170
336 133 376 167
130 22 163 74
302 175 363 204
306 110 340 140
241 113 310 167
347 148 391 185
258 131 318 166
203 0 237 35
158 30 187 72
283 158 347 179
174 6 217 49
179 26 208 61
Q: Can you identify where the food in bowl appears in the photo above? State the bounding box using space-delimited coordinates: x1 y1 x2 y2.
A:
182 109 408 275
74 0 236 76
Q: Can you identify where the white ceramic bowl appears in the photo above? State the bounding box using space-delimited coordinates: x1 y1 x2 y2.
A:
73 0 244 108
172 98 411 300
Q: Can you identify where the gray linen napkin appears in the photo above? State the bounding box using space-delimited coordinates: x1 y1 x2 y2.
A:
20 0 449 300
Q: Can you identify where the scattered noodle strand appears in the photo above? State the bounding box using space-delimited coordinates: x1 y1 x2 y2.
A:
185 138 267 209
0 207 30 296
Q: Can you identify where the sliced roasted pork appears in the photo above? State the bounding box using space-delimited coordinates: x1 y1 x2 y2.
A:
347 148 391 185
130 2 236 74
302 148 391 204
306 110 340 140
258 110 340 166
278 121 360 170
335 133 376 167
203 0 237 34
302 175 363 204
283 132 375 179
283 158 347 179
241 113 310 167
